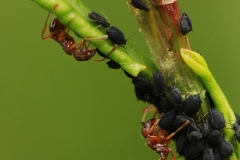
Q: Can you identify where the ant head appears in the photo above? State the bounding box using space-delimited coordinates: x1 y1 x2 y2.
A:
141 118 156 137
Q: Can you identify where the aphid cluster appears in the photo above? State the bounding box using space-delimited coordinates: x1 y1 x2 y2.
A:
131 70 235 160
39 6 238 160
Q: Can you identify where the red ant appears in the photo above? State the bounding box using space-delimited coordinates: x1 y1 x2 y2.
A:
41 12 96 61
141 105 190 160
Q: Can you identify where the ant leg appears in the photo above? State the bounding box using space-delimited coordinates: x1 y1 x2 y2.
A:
57 19 73 42
95 43 128 62
155 146 173 160
169 151 175 160
152 110 158 119
70 38 93 52
142 105 157 114
41 12 60 40
70 39 85 50
165 120 190 140
147 135 162 142
84 35 108 41
152 113 163 126
57 28 69 42
94 44 118 62
141 104 154 123
41 12 51 39
41 31 60 40
70 36 97 50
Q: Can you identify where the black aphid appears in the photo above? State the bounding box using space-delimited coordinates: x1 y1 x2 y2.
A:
176 132 189 155
184 141 204 160
188 131 202 142
96 48 109 59
180 12 192 35
182 94 202 116
213 148 222 160
174 115 198 133
208 130 222 148
202 121 211 138
130 0 150 12
154 99 173 113
123 70 134 79
235 112 240 125
152 70 165 97
218 140 233 156
106 60 121 69
158 109 177 131
203 144 214 160
233 122 240 143
209 108 225 130
106 26 126 45
168 86 183 106
134 86 153 102
132 75 156 103
132 75 152 91
88 11 110 28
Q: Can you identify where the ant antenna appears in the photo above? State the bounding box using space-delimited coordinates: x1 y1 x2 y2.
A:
120 30 137 53
101 11 109 21
141 104 153 123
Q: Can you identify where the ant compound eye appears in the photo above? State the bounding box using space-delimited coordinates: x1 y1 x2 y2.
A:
143 123 149 129
87 51 92 55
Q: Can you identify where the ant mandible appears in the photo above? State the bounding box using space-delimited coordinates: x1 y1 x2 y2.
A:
41 12 96 61
141 105 189 160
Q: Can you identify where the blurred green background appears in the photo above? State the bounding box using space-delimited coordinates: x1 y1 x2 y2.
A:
0 0 240 159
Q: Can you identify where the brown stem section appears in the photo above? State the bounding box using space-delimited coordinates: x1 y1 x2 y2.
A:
127 0 210 132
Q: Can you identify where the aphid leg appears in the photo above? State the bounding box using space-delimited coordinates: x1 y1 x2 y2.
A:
147 135 162 142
